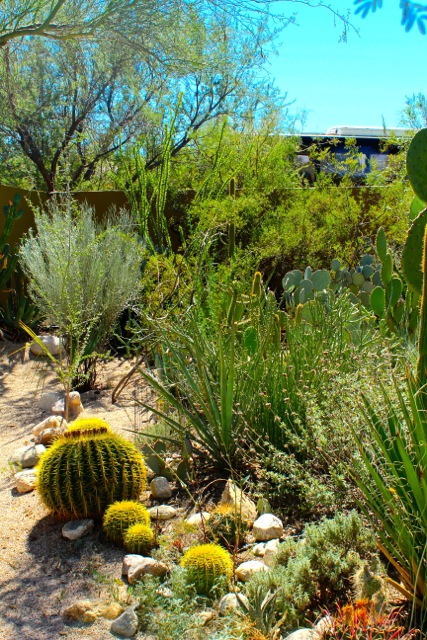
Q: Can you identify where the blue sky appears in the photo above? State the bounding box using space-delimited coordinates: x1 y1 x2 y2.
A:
267 1 426 133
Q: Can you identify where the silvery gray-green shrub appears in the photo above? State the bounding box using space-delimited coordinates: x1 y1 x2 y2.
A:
20 197 142 393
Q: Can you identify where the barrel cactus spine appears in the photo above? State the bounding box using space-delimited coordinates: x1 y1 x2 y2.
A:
103 500 150 544
180 543 233 595
36 428 147 519
67 416 112 434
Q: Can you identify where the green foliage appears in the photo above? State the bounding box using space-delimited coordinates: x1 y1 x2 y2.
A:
19 198 141 389
103 500 150 544
353 371 427 609
180 543 233 595
206 504 248 549
0 194 22 294
0 194 41 336
124 523 155 554
245 512 379 631
37 428 148 519
138 274 324 468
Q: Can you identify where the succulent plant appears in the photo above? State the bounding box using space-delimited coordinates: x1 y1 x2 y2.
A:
67 416 112 434
206 504 247 549
103 500 150 544
180 543 233 595
36 427 147 519
124 523 155 554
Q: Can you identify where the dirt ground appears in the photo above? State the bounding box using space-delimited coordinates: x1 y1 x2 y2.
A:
0 340 156 640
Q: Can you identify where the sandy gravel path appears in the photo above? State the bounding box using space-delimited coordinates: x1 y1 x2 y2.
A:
0 341 153 640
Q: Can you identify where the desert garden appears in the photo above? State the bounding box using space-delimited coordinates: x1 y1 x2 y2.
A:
1 125 427 640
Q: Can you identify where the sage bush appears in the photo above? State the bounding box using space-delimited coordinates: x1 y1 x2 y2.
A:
20 197 142 389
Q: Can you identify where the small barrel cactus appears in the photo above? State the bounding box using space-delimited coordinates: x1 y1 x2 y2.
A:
103 500 150 544
207 504 247 548
180 543 233 595
36 427 147 519
124 523 155 554
67 416 112 434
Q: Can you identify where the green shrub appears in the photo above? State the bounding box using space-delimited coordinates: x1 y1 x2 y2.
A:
244 512 380 632
20 197 141 390
103 500 150 544
37 428 147 519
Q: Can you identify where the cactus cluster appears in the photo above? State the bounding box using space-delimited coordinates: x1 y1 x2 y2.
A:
180 543 233 595
282 229 420 337
103 500 150 544
36 426 147 519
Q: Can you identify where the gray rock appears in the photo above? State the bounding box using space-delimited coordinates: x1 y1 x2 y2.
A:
30 335 62 356
235 560 269 582
14 469 37 493
252 513 284 542
127 558 168 584
219 592 249 615
150 476 172 499
38 392 62 412
283 629 319 640
9 444 46 468
122 554 145 576
110 605 139 637
148 505 177 521
62 519 94 540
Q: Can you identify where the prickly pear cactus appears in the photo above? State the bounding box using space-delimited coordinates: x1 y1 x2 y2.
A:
402 209 427 296
407 128 427 203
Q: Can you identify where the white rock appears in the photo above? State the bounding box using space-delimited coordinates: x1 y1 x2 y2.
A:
9 444 46 468
148 505 177 521
14 469 37 493
62 519 94 540
110 606 139 637
30 335 62 357
122 554 145 577
253 542 267 557
38 392 62 412
198 610 215 626
36 426 66 445
32 415 67 436
235 560 269 582
263 538 281 563
127 558 168 584
219 593 249 615
283 629 319 640
218 480 257 524
185 512 211 527
315 615 334 635
252 513 284 542
150 477 172 499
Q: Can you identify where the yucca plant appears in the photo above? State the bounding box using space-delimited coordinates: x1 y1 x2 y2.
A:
137 276 293 468
354 374 427 608
353 224 427 611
